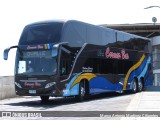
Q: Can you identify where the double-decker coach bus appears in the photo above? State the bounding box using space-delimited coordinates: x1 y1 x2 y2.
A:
3 20 153 102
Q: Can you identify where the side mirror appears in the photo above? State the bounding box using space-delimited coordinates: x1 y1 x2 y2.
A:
3 48 10 60
3 45 19 60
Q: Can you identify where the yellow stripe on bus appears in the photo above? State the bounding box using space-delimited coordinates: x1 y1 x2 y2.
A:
123 54 145 90
71 73 96 88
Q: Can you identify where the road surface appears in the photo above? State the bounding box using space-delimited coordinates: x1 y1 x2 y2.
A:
1 92 135 120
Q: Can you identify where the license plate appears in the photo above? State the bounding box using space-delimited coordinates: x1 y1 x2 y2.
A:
29 90 36 94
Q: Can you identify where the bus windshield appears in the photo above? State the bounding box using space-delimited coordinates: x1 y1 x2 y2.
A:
19 22 63 45
16 50 57 76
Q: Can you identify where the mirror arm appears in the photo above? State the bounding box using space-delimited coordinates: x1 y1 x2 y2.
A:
4 45 21 60
10 45 19 49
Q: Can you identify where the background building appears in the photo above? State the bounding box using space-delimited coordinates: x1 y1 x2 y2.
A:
103 23 160 86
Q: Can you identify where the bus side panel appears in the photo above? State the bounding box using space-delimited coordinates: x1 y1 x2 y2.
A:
124 56 152 90
144 57 153 86
63 73 82 97
63 72 124 96
89 76 123 94
144 75 153 86
63 83 79 97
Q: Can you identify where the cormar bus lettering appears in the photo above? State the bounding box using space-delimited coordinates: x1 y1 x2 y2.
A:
27 45 44 50
105 47 129 60
24 82 34 87
24 82 41 87
37 45 44 49
105 47 121 59
27 46 37 50
121 49 129 59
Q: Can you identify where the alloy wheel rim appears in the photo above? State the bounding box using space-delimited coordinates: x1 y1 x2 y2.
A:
81 87 85 97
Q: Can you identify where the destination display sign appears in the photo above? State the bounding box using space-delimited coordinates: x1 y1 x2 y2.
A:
23 50 52 58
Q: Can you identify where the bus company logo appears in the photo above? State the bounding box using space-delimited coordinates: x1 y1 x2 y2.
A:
37 45 44 49
27 45 44 50
105 47 129 60
27 46 37 50
24 82 41 87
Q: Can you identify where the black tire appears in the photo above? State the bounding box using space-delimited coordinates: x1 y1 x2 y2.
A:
76 81 86 102
138 80 143 92
131 79 138 93
40 96 49 102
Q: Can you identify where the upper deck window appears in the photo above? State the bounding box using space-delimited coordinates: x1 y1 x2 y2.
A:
19 22 63 45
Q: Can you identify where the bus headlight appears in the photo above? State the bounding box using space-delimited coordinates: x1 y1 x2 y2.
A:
45 82 56 89
15 82 22 88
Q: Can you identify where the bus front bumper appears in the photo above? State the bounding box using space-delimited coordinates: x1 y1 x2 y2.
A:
15 86 62 97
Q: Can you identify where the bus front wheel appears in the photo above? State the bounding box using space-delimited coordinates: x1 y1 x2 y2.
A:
76 81 86 102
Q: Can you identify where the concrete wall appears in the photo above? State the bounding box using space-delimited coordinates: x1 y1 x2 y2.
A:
0 76 16 100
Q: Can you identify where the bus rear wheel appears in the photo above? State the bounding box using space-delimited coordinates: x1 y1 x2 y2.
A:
138 80 143 92
131 79 137 93
40 96 49 102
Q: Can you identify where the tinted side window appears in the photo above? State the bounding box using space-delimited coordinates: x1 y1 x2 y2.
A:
83 58 133 74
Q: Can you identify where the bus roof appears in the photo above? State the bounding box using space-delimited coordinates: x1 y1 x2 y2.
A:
26 20 64 27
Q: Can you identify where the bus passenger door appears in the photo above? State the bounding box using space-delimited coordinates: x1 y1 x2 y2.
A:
59 47 72 80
